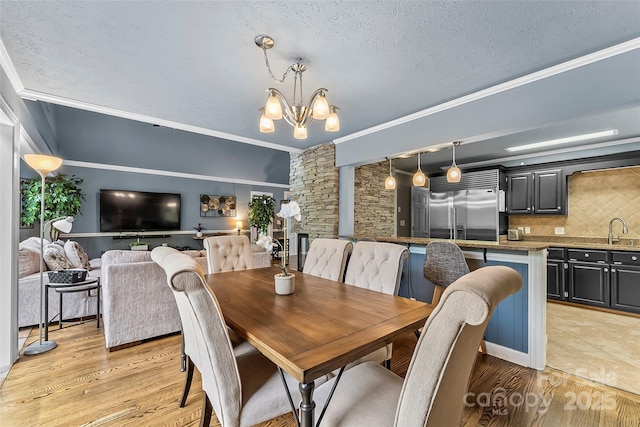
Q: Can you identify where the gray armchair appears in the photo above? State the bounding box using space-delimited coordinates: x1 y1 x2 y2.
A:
315 266 522 426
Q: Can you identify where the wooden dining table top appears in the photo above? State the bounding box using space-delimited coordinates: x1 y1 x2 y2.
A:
204 266 434 384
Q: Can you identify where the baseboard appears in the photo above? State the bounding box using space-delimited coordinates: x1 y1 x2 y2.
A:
484 341 533 369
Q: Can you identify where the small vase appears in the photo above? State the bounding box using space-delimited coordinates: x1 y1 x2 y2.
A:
196 231 203 237
274 273 295 295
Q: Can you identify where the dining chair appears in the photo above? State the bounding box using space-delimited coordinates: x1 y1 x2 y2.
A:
314 265 522 427
302 238 353 283
423 241 470 306
151 247 301 427
343 241 409 369
203 235 254 274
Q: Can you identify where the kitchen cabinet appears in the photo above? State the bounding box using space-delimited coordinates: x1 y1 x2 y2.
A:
546 248 566 300
506 168 565 214
567 249 609 308
610 251 640 314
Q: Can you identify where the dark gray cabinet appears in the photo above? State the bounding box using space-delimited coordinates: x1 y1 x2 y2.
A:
567 249 609 307
610 251 640 314
507 169 565 214
546 248 566 300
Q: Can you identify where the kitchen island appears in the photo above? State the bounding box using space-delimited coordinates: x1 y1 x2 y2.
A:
345 236 549 370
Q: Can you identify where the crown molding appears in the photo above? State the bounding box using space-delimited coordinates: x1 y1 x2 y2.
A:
62 159 290 189
335 37 640 145
0 39 24 93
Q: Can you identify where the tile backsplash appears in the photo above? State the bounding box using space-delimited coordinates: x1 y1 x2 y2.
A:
509 166 640 240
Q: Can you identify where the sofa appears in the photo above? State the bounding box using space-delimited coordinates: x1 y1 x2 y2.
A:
18 237 101 328
101 244 271 349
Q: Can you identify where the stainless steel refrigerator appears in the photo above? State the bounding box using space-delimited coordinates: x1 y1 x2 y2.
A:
429 189 501 241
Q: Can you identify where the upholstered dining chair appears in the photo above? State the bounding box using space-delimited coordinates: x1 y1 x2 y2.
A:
302 238 353 283
151 247 300 427
203 235 254 274
314 266 522 427
343 241 409 369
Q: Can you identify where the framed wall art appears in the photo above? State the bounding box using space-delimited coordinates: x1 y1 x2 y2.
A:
200 194 236 217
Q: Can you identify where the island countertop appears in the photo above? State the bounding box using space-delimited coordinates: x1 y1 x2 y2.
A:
345 236 549 251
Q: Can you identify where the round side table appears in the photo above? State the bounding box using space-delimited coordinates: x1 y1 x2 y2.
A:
45 277 101 341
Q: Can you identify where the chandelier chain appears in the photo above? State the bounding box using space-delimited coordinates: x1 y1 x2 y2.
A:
262 48 294 83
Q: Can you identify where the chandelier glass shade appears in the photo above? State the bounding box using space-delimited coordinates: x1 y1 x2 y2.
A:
384 158 396 190
255 35 340 140
447 141 462 183
412 152 428 187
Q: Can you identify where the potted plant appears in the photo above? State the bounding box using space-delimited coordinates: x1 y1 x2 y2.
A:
256 201 301 295
21 173 85 240
248 195 275 237
194 223 205 237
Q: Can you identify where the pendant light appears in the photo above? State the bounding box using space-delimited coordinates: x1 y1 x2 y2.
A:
412 152 428 187
446 141 462 183
384 158 396 190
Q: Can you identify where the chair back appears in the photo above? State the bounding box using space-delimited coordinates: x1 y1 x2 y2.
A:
395 266 522 427
302 238 353 283
151 247 243 426
424 241 470 304
344 241 408 295
204 235 254 274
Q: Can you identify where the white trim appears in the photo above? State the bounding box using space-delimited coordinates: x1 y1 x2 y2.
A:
484 342 531 368
0 39 24 93
527 249 547 370
60 230 237 238
18 89 303 154
62 160 290 189
334 37 640 144
19 125 40 155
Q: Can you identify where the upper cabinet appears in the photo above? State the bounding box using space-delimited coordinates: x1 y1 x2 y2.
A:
506 168 566 215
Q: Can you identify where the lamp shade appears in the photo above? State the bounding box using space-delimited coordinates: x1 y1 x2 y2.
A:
385 176 396 190
236 220 243 229
259 112 275 133
52 216 74 233
312 92 330 120
325 107 340 132
264 91 283 120
294 124 307 139
24 154 63 176
447 166 461 183
412 170 426 186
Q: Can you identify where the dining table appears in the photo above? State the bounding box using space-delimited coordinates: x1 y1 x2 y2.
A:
204 265 433 427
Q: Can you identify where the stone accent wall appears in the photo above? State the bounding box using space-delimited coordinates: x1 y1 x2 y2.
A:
354 161 396 236
509 166 640 240
289 144 339 239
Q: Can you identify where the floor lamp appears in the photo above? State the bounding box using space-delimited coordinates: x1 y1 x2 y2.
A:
23 153 67 355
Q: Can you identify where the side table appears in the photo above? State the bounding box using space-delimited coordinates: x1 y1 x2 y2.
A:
45 277 101 341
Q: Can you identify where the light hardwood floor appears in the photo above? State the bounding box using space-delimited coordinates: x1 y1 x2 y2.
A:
547 302 640 396
1 322 639 426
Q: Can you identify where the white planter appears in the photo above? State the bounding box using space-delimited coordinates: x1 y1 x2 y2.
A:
274 273 295 295
131 245 148 251
196 231 203 237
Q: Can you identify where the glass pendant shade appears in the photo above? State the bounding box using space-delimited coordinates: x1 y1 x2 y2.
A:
447 166 461 183
259 112 275 133
312 93 330 120
24 154 63 176
325 107 340 132
413 170 426 186
294 124 307 139
264 92 283 120
385 176 396 190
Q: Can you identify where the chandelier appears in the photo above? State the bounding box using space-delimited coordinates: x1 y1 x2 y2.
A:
255 35 340 140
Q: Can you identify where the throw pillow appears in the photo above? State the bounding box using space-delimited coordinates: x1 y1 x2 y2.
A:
19 236 51 254
64 240 92 270
18 248 41 278
43 243 73 271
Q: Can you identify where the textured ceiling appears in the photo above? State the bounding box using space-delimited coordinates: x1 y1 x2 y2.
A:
1 1 639 171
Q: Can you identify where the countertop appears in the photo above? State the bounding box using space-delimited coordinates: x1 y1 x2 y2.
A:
345 236 640 253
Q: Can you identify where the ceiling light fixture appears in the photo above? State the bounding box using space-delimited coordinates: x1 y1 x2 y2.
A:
412 152 428 187
384 158 396 190
505 129 618 152
255 35 340 140
446 141 462 183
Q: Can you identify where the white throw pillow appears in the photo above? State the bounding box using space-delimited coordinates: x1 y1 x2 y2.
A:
43 243 73 271
64 240 92 270
19 236 51 254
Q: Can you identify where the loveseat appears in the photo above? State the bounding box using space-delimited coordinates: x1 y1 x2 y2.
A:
101 244 271 349
18 237 101 328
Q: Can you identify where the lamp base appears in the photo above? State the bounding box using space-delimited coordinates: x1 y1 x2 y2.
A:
23 340 57 355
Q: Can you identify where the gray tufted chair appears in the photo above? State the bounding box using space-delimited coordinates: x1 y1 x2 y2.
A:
314 266 523 427
302 238 353 283
424 241 470 306
151 247 300 427
343 241 409 369
204 235 254 274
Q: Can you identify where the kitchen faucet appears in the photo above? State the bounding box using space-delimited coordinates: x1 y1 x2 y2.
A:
608 217 629 245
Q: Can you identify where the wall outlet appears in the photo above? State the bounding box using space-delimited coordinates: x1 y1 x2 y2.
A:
399 219 405 227
555 227 565 235
524 227 531 234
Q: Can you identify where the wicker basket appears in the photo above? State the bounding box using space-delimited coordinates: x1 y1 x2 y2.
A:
47 269 88 284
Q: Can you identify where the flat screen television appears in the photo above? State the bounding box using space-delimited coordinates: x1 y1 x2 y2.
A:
100 189 181 232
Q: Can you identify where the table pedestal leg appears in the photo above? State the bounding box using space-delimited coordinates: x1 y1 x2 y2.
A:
299 381 315 427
